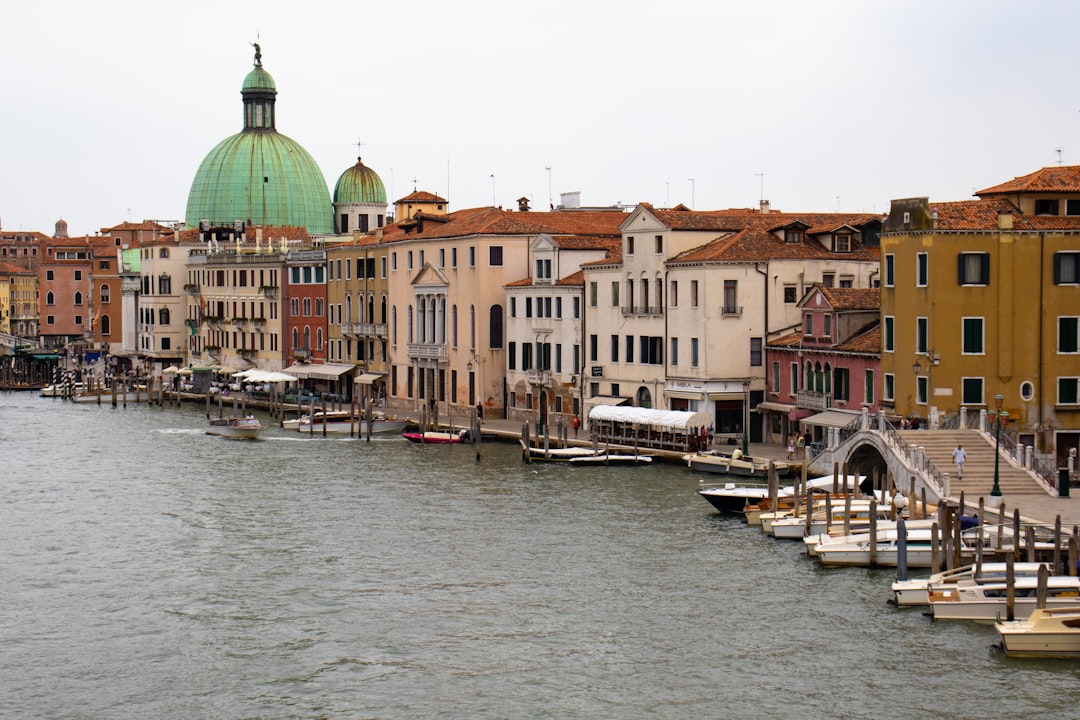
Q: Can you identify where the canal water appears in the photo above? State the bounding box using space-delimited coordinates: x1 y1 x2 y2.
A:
2 392 1077 719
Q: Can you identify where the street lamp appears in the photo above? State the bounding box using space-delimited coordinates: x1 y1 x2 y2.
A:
988 393 1008 502
742 379 751 456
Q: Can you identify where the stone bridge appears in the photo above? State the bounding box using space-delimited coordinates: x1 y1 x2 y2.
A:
809 409 1057 505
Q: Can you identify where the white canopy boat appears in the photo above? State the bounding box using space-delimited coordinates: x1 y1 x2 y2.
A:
811 519 957 567
930 575 1080 623
995 606 1080 657
892 562 1052 607
284 410 407 435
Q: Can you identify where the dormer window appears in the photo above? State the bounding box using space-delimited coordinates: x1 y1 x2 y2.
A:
834 234 852 253
785 228 804 243
1035 198 1060 216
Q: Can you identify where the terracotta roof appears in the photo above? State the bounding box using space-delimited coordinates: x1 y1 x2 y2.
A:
394 190 447 204
834 323 880 354
99 221 173 233
379 206 626 243
668 211 881 264
0 260 32 274
930 197 1080 231
815 285 880 311
976 165 1080 195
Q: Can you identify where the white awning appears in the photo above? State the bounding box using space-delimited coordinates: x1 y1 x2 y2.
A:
583 395 630 410
305 363 356 381
708 391 745 401
587 404 710 431
665 389 705 400
282 363 314 379
355 372 386 385
757 401 796 413
802 409 862 428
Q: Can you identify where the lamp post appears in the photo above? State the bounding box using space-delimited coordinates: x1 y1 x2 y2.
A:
988 393 1007 505
742 379 751 456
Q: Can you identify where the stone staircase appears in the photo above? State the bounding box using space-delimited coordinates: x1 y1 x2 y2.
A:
898 429 1049 498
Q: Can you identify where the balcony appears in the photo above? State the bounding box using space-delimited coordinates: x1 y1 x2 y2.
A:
258 285 279 298
721 305 743 318
184 283 201 295
340 323 358 337
407 342 449 360
357 322 388 338
797 389 833 411
620 306 664 316
237 348 256 358
527 369 552 387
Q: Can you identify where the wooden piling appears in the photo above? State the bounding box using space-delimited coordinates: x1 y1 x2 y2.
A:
1006 554 1016 622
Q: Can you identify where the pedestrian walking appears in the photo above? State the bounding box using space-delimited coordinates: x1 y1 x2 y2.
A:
952 444 966 479
796 434 805 459
572 414 580 438
786 433 795 460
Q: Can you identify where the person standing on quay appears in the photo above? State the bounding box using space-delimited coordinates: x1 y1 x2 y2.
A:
952 444 966 479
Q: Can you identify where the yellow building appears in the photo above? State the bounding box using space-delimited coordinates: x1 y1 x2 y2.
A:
880 165 1080 466
325 231 392 401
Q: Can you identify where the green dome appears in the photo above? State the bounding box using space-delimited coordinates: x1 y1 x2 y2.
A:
333 157 387 204
184 49 333 234
186 131 334 233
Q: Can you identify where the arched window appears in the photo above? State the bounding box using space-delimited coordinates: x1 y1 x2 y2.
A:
367 295 374 326
290 298 299 316
316 327 323 351
345 294 352 323
470 305 476 349
292 328 299 349
100 315 111 335
304 326 311 350
380 295 387 324
654 276 663 310
488 304 504 349
159 308 171 325
46 291 55 306
158 274 171 294
315 298 324 317
73 291 83 306
391 305 398 345
100 284 110 303
407 305 414 343
824 363 832 394
641 272 650 310
303 298 312 316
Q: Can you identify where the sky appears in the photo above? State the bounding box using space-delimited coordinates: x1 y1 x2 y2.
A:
3 0 1080 237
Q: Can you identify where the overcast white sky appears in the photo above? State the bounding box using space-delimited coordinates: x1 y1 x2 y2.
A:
3 0 1079 236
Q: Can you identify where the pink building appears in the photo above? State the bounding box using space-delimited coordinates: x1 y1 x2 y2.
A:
762 284 881 448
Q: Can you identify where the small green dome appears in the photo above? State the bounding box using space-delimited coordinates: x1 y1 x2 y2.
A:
242 66 276 93
333 157 387 204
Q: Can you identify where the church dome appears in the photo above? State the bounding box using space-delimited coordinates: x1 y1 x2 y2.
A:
184 48 333 234
333 157 387 205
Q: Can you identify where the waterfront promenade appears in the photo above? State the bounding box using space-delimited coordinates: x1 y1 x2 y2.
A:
474 414 1080 529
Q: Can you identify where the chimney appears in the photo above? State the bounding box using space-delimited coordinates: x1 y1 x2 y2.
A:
760 199 771 214
997 211 1013 230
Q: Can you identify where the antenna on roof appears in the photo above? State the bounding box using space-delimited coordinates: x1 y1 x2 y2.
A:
1055 147 1064 165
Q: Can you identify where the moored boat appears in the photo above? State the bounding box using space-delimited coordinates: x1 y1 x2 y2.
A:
206 415 263 439
930 575 1080 623
284 410 407 435
892 562 1052 607
995 606 1080 657
684 449 797 478
402 428 469 444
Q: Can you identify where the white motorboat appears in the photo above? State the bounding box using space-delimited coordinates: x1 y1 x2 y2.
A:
811 520 955 567
206 416 263 440
892 562 1052 607
684 449 798 478
930 575 1080 623
995 606 1080 657
770 498 895 540
71 387 150 403
698 473 864 515
40 382 85 397
567 453 653 466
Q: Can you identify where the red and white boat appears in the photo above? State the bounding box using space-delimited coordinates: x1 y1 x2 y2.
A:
402 428 469 444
